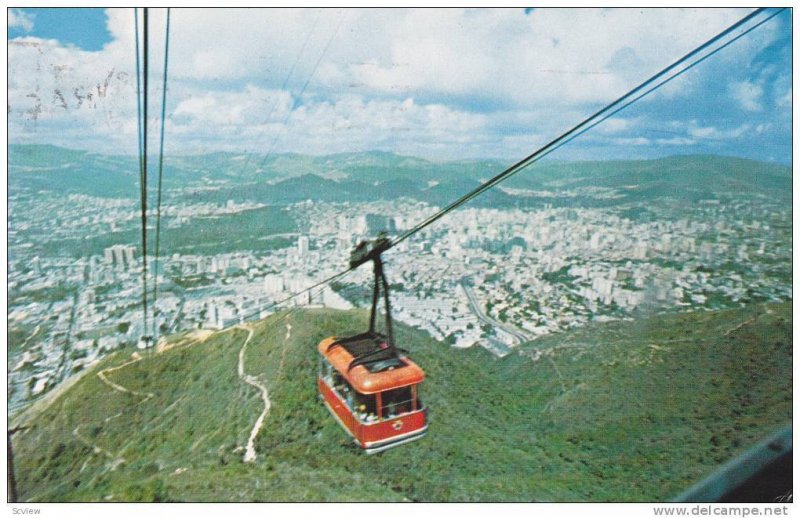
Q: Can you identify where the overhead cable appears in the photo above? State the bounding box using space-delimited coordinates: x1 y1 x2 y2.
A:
152 7 172 340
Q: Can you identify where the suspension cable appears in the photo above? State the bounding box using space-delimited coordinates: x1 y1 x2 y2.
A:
228 8 780 328
135 8 150 341
236 8 322 177
134 9 144 196
390 7 780 248
152 7 172 340
218 11 332 329
255 10 345 172
530 8 785 168
237 268 355 324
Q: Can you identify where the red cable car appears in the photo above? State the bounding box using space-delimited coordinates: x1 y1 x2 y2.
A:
317 333 427 454
317 235 428 453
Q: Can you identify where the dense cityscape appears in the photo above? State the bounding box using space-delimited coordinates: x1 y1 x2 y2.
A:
7 156 792 414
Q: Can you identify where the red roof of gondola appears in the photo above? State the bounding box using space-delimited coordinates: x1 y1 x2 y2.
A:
318 336 425 394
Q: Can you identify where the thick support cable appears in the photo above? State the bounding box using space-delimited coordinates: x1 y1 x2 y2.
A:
142 8 150 342
533 8 785 167
135 8 149 341
237 268 354 323
390 7 781 249
228 8 782 331
134 10 144 194
152 7 171 340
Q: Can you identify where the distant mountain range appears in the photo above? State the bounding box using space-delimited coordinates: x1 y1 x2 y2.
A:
9 145 791 206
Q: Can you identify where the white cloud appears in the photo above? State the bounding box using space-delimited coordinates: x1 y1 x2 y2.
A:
171 85 292 127
729 80 763 111
6 7 788 159
688 123 750 140
8 8 34 32
7 35 136 152
614 136 650 146
754 123 772 134
328 8 754 108
596 117 640 134
117 7 762 109
656 137 696 146
168 94 491 157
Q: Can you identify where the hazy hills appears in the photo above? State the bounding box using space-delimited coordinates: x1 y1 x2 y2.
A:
12 302 791 502
9 145 791 207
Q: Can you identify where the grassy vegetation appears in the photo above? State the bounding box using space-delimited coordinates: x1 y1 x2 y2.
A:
12 302 791 502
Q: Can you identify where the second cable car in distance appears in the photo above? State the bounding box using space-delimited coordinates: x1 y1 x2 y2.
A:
317 235 428 454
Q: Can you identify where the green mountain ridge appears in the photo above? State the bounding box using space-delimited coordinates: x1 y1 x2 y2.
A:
11 302 791 502
9 144 790 204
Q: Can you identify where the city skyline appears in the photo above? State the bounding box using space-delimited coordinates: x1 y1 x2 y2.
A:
6 6 794 507
8 149 791 414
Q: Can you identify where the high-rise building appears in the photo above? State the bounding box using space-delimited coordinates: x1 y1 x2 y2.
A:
354 216 368 235
123 246 135 266
206 302 222 330
112 246 126 270
103 245 136 270
264 274 285 294
298 236 310 256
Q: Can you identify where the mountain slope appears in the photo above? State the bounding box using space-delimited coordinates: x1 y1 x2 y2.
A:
8 145 790 205
503 154 792 200
12 302 791 502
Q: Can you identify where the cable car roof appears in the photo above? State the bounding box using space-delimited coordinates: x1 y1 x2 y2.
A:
319 335 425 394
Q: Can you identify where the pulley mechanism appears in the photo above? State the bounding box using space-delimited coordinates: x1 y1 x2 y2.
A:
350 232 393 342
336 232 402 371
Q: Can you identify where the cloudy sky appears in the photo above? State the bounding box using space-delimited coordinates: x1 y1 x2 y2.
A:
7 7 792 163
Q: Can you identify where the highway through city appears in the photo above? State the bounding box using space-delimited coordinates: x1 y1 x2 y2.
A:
460 281 531 346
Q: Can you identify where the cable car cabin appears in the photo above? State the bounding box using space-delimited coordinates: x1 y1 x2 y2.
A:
317 333 427 454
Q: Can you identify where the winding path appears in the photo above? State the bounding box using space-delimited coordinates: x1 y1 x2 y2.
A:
96 352 154 404
70 352 156 467
723 303 774 337
237 325 270 463
236 319 293 463
71 332 216 467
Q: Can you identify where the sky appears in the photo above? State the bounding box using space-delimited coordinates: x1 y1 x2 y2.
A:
6 7 792 163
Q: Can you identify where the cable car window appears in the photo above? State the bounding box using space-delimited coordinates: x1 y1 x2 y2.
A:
332 371 348 394
319 356 333 382
331 372 356 408
355 392 378 423
381 386 414 418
